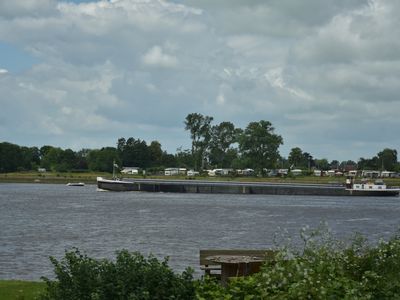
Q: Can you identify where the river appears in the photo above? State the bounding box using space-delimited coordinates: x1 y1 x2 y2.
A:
1 183 399 280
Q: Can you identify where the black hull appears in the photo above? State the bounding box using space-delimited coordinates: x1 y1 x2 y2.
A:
97 178 391 197
346 190 400 197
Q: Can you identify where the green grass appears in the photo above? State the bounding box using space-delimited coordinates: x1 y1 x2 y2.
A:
0 171 107 184
0 280 45 300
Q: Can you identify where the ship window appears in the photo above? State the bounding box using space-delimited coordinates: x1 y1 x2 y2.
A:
369 186 372 189
378 186 382 189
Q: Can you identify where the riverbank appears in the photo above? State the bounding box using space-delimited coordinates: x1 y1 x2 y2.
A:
0 280 45 300
1 171 400 186
0 171 106 184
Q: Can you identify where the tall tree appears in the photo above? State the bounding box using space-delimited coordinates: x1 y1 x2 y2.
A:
314 158 330 171
330 160 340 170
302 152 314 170
288 147 303 168
41 147 63 171
20 146 40 170
339 160 357 171
123 138 150 168
175 148 193 168
58 149 77 171
238 120 283 172
184 113 213 170
148 141 163 167
87 147 118 172
76 149 90 170
209 121 241 168
377 148 398 171
0 142 22 172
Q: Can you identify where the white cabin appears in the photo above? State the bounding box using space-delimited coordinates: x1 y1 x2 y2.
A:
165 168 186 176
291 169 303 176
121 167 139 175
313 170 322 177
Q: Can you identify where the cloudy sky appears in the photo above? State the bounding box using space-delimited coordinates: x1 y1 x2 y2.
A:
1 0 399 162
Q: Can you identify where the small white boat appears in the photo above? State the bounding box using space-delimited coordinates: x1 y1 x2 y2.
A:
66 182 85 187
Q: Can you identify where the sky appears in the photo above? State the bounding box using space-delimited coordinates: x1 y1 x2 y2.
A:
0 0 399 162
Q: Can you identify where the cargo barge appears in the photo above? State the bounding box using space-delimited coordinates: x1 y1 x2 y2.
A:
97 177 400 196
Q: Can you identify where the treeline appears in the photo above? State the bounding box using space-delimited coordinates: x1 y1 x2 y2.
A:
0 113 399 173
287 147 399 172
0 141 176 173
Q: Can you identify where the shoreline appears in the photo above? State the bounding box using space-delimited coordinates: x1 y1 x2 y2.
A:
1 171 400 187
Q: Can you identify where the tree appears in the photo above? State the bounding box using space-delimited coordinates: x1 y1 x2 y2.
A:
20 146 40 170
288 147 303 168
377 148 398 171
209 121 241 168
330 160 340 170
0 142 22 172
75 149 90 170
339 160 357 172
58 149 77 172
161 152 177 168
314 158 330 171
302 152 314 170
117 137 151 168
41 147 63 171
175 147 194 168
87 147 118 172
238 120 283 172
148 141 163 167
184 113 213 170
40 145 54 159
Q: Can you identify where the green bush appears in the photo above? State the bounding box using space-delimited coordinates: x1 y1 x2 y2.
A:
197 229 400 299
40 249 195 300
39 231 400 300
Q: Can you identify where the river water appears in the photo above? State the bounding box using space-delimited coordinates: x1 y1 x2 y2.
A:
1 183 400 280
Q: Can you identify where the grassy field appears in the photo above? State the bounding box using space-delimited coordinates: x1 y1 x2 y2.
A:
0 171 107 184
0 280 45 300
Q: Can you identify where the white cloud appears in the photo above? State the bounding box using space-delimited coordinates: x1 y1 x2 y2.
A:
0 0 399 161
142 46 178 68
216 92 225 105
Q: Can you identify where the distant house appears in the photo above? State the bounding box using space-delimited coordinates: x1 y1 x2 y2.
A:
381 171 396 178
121 167 139 175
237 168 255 176
208 168 234 176
277 169 288 176
38 168 46 173
327 170 336 177
265 169 278 177
186 170 199 177
362 170 380 178
347 170 358 177
165 168 186 176
314 170 322 177
291 169 303 176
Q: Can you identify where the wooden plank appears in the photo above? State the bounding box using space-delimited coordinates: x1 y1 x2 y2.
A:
199 249 275 265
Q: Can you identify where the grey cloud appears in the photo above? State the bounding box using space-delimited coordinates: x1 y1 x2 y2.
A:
0 0 57 19
0 0 399 161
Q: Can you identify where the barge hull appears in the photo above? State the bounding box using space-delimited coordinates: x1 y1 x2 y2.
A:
97 177 361 196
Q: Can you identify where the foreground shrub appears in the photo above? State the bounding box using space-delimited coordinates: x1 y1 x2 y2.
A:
197 230 400 299
39 230 400 299
40 249 195 300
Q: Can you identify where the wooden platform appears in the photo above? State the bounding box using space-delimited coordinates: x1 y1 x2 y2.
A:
199 249 276 283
